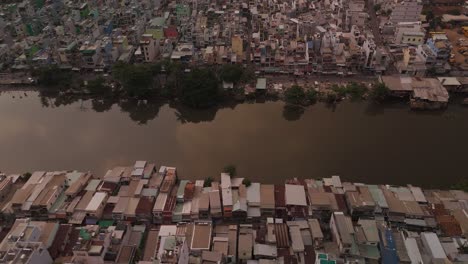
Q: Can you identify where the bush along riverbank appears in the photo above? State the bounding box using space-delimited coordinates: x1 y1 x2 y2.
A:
31 62 396 110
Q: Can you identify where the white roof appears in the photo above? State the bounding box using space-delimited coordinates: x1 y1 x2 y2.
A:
132 168 144 177
404 237 423 264
134 161 147 169
159 225 177 237
247 183 261 205
107 196 120 204
440 68 459 81
222 188 233 206
247 206 261 217
182 201 192 215
221 173 231 189
231 178 244 188
285 184 307 206
254 244 277 257
408 185 427 203
289 225 305 252
421 232 447 259
331 176 342 188
85 192 107 212
153 192 168 212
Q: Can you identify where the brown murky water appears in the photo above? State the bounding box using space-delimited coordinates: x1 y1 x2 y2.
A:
0 91 466 187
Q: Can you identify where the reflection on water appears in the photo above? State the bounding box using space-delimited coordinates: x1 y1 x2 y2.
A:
0 91 467 188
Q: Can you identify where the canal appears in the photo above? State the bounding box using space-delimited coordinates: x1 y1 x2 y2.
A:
0 91 466 188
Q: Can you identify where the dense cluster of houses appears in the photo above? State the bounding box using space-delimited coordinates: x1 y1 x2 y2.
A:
0 0 466 76
0 162 467 263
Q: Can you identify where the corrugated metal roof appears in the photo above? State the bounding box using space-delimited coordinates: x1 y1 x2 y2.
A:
285 184 307 206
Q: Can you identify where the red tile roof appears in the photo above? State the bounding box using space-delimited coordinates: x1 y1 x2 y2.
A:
136 197 154 216
437 214 462 236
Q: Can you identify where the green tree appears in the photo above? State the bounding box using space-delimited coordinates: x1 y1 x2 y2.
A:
242 178 251 187
370 82 390 102
374 4 381 11
284 85 306 105
220 64 243 84
332 84 347 98
306 89 318 104
32 66 72 91
112 63 154 98
448 9 461 15
180 68 219 108
326 91 337 104
86 77 110 95
204 177 214 187
240 66 255 83
22 172 32 181
426 67 437 77
346 82 368 100
452 178 468 192
223 165 237 177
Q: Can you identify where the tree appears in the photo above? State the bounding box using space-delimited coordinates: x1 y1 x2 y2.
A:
87 77 110 95
223 165 237 176
374 4 381 11
180 68 219 108
220 64 243 84
242 178 251 187
284 85 306 105
112 63 154 98
346 82 368 100
370 82 390 102
204 177 214 187
331 84 347 98
22 172 32 181
240 66 255 83
426 67 437 77
326 91 337 104
32 66 72 91
448 9 461 15
306 89 318 104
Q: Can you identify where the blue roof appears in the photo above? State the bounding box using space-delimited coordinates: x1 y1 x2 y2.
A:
380 229 398 264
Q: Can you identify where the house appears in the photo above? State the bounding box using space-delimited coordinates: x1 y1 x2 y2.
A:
274 185 287 219
421 232 448 262
162 195 177 224
198 192 210 219
232 185 247 220
260 184 275 217
308 219 324 249
153 192 168 224
330 212 355 254
85 192 108 220
256 78 267 90
210 189 223 219
221 173 233 219
190 221 212 255
345 185 376 220
285 184 308 219
238 225 254 260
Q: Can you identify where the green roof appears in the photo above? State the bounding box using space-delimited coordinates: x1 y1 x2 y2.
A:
318 254 328 260
149 17 166 28
98 220 114 228
49 192 67 213
164 236 177 250
80 228 91 240
66 171 83 185
85 179 101 191
177 180 189 198
320 260 336 264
